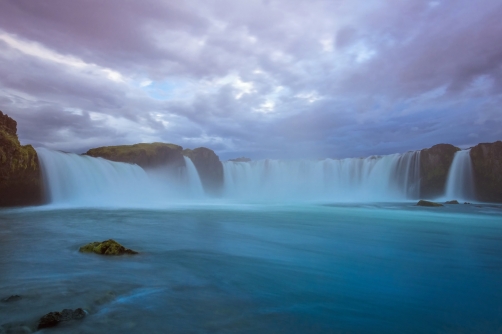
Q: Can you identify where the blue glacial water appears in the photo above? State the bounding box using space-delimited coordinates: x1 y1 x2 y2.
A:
1 202 502 333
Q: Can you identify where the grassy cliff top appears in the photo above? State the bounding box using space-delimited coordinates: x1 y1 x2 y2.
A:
87 142 182 156
85 142 184 168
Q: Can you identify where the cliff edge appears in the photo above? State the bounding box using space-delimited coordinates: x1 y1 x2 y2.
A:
182 147 223 195
470 141 502 203
86 142 185 169
0 111 43 206
419 144 460 199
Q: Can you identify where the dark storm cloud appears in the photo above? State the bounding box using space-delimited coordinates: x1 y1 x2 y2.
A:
0 0 501 159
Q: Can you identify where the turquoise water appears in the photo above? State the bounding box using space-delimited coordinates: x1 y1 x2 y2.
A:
1 203 502 333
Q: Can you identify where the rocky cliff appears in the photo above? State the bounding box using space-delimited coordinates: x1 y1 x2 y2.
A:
86 143 224 196
419 144 460 199
86 143 185 169
183 147 224 195
470 141 502 203
0 111 43 206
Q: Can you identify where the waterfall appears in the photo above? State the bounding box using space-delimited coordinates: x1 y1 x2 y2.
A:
37 147 424 205
183 156 205 197
37 148 155 207
222 151 421 202
36 148 205 207
444 149 476 201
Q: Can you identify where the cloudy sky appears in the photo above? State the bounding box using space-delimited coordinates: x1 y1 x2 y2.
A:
0 0 501 160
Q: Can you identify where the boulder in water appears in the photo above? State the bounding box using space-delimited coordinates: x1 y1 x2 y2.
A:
38 312 62 329
445 200 459 204
79 239 138 255
37 308 86 330
1 295 21 302
417 200 443 207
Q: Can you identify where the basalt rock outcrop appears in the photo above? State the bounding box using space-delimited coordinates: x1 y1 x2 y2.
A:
85 142 185 170
419 144 460 199
85 143 224 195
417 200 443 207
470 141 502 203
183 147 224 195
0 111 43 207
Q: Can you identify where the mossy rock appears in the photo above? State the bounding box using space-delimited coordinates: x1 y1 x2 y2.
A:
445 200 459 204
79 239 138 255
417 200 443 207
0 110 43 206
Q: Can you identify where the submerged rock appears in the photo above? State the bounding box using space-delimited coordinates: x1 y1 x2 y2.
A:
1 295 21 302
417 200 443 207
445 200 459 204
79 239 138 255
38 312 61 329
37 308 86 330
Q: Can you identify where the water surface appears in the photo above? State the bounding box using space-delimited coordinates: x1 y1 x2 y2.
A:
1 203 502 333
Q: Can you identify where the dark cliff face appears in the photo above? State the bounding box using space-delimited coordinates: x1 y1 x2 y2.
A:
470 141 502 203
0 111 43 206
419 144 460 199
86 143 185 169
183 147 223 196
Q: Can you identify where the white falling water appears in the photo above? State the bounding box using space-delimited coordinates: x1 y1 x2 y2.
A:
444 149 476 201
37 147 422 206
183 156 205 197
36 148 205 207
223 151 421 202
37 148 154 207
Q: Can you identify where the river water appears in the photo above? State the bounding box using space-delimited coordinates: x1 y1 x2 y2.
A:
1 203 502 333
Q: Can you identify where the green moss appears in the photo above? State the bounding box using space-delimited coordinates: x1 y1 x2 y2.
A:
79 242 100 253
0 128 39 172
86 142 184 169
417 200 443 207
87 142 181 158
0 112 43 206
79 239 138 255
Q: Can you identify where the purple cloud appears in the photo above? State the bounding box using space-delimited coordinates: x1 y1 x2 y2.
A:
0 0 501 160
